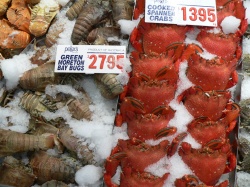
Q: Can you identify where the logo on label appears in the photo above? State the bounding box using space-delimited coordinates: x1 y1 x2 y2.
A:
154 0 168 3
64 46 78 53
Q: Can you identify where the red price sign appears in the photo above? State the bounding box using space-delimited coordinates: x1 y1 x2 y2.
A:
88 54 124 70
180 6 216 25
55 45 126 74
145 0 217 27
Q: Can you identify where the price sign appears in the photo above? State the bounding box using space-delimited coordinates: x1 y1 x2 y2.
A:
88 54 124 70
145 0 217 27
55 45 126 74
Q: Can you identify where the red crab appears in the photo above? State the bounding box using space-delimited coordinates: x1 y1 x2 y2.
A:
187 102 240 145
178 86 232 121
133 0 145 19
175 174 229 187
126 107 176 141
196 30 242 61
130 18 190 55
116 94 176 126
104 134 187 187
126 76 177 112
186 53 238 90
178 141 236 186
119 167 169 187
216 0 247 34
130 51 179 84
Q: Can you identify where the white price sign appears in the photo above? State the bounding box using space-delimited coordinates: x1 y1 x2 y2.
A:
145 0 217 27
55 45 126 74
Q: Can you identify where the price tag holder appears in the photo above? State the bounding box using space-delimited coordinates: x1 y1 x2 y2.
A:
145 0 217 27
55 45 126 74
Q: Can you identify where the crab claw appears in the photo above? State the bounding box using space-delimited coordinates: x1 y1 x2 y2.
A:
224 152 237 173
133 0 145 19
155 126 177 139
119 85 128 101
181 43 203 61
120 96 145 113
166 42 186 62
151 105 176 116
104 146 123 187
175 175 229 187
168 132 188 157
116 97 146 126
130 27 143 53
204 138 226 150
175 174 199 187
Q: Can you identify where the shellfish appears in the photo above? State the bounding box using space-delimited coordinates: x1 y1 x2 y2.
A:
29 1 60 37
0 156 36 187
0 0 11 17
0 19 31 49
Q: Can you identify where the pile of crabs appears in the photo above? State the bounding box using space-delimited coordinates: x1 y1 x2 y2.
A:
104 0 247 186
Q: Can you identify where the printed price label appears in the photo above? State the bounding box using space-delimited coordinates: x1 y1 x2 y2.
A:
145 0 217 27
55 45 126 74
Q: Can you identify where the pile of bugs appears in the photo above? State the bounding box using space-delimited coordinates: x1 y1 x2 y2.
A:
0 0 133 186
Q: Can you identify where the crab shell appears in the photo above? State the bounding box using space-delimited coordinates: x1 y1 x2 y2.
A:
178 142 236 185
117 139 169 172
187 106 240 146
179 86 232 121
197 30 241 60
130 18 190 55
186 53 238 91
130 51 179 84
104 139 170 184
217 0 246 26
120 167 169 187
127 77 177 113
175 174 229 187
126 108 176 141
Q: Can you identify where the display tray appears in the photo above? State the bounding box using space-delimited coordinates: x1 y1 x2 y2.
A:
0 0 248 186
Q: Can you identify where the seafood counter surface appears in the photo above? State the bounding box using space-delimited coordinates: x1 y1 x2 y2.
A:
0 0 250 187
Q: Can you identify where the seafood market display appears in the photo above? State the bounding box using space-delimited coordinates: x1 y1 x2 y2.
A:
104 0 247 186
0 0 249 186
0 0 132 186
